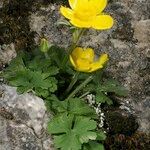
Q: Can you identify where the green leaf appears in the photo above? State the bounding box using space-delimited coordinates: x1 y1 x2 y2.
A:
78 72 91 80
96 131 106 141
52 98 96 117
73 117 97 143
35 88 50 98
6 53 25 71
27 57 52 72
68 98 96 117
3 49 59 96
56 19 72 27
48 114 74 134
54 133 81 150
48 77 58 92
83 141 105 150
93 70 103 85
73 28 81 43
8 69 32 87
96 92 113 105
100 79 128 96
17 86 32 93
5 67 57 95
48 46 66 67
82 84 96 94
45 66 59 76
48 114 97 150
31 72 57 92
45 95 59 111
52 99 68 113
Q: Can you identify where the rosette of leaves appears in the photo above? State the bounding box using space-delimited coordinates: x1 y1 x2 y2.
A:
2 51 59 98
48 113 106 150
46 97 106 150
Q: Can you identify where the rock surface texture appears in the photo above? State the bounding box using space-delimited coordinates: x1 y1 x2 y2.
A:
29 0 150 133
0 43 16 69
0 85 54 150
0 0 150 149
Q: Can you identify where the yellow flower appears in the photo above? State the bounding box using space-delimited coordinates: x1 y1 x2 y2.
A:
60 0 114 30
70 47 109 72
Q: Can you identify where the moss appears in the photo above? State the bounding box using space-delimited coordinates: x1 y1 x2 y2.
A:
103 108 149 149
0 0 36 50
105 111 138 136
105 132 150 150
0 0 68 51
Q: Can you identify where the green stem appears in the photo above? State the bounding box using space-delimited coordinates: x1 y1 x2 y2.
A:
79 91 90 99
61 28 85 68
67 75 93 99
73 28 85 46
65 72 80 96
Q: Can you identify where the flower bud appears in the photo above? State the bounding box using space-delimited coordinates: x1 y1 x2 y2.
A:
40 38 49 53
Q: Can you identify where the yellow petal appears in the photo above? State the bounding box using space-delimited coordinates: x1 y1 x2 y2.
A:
70 16 91 28
69 55 76 68
88 53 109 72
76 58 91 72
75 0 89 11
98 53 109 65
69 0 77 9
60 6 73 19
80 48 94 63
71 47 94 62
74 0 107 15
71 47 83 59
92 14 114 30
89 0 107 14
89 62 103 72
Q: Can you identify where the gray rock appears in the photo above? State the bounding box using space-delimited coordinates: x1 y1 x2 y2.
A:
0 1 3 9
29 4 71 48
0 43 16 68
29 0 150 133
0 84 54 150
133 19 150 47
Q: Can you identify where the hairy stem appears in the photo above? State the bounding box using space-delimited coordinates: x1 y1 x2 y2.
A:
61 28 85 68
67 75 93 99
64 72 80 96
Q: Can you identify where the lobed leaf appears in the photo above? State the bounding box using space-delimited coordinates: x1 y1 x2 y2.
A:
96 92 113 105
83 141 105 150
52 98 96 117
100 79 128 96
48 114 97 150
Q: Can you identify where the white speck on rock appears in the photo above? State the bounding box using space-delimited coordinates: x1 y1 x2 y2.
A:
86 94 95 106
51 5 55 11
86 94 105 128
